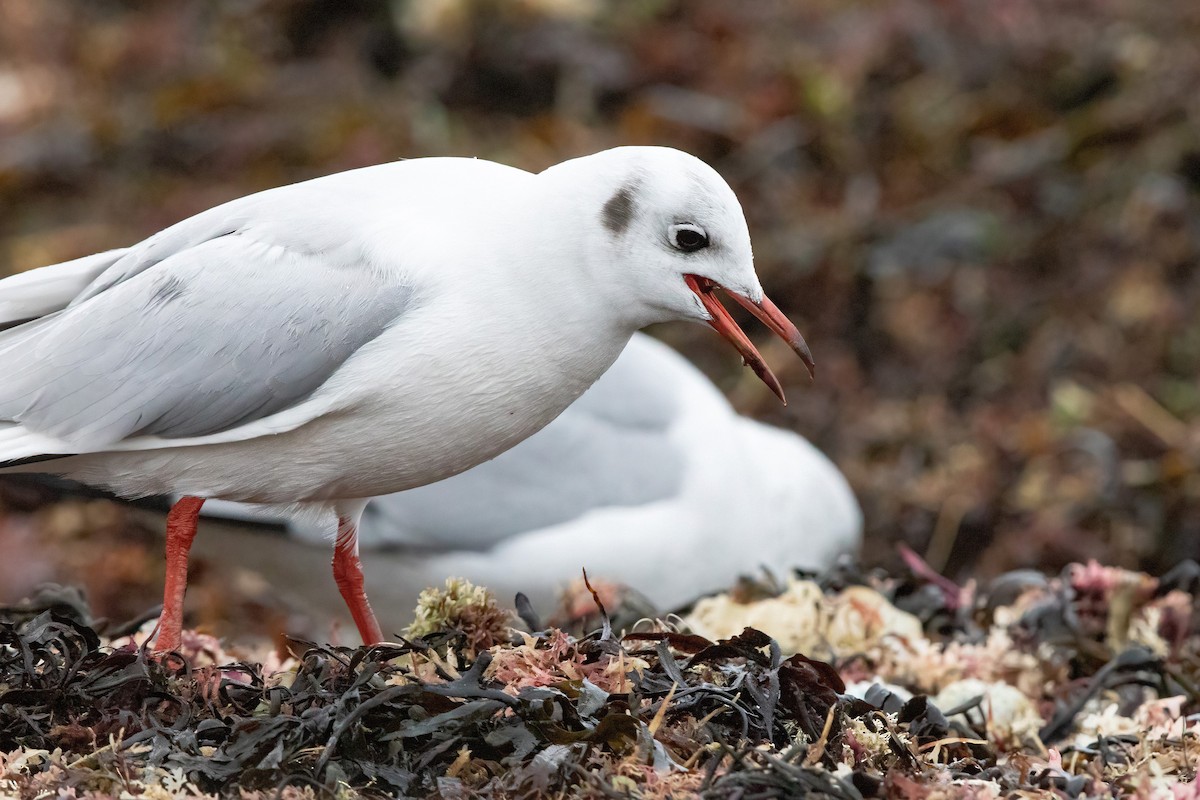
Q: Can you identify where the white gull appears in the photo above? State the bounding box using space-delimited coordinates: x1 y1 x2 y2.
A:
0 146 814 650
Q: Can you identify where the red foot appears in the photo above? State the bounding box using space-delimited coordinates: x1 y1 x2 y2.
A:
156 496 205 653
332 516 384 645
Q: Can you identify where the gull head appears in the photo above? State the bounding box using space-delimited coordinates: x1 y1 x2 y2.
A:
540 146 815 403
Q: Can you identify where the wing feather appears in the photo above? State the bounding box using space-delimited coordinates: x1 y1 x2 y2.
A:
0 249 127 328
0 231 411 455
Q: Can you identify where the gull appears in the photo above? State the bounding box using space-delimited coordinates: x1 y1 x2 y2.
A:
193 332 860 630
0 146 814 651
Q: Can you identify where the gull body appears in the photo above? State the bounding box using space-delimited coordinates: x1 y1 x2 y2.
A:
0 147 814 648
2 156 634 502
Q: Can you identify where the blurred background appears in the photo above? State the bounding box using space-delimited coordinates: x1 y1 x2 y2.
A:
1 0 1199 630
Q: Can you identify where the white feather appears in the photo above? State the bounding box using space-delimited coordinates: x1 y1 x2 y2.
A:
0 249 126 325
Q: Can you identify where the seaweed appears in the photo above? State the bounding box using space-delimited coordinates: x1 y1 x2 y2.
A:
5 558 1200 797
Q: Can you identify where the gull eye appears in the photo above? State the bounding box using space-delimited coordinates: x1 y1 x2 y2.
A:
670 224 709 253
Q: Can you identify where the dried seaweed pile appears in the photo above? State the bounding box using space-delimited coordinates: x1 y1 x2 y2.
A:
3 562 1200 799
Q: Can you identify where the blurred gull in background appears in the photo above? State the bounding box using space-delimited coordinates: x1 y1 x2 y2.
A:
194 332 862 632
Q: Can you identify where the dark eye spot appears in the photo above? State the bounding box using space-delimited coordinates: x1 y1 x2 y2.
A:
672 225 709 253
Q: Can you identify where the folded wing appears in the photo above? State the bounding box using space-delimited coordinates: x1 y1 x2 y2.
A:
0 227 411 463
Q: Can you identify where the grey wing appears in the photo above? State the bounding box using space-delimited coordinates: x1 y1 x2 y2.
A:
0 249 127 329
349 335 687 551
69 202 257 305
0 231 411 451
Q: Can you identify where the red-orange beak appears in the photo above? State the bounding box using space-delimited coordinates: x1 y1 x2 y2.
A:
685 274 815 405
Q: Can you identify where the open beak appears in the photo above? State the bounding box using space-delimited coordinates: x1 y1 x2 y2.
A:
685 274 815 405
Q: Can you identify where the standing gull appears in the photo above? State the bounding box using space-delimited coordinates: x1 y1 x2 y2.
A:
0 146 814 651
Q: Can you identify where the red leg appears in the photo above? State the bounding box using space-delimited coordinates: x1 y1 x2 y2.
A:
156 496 205 652
332 515 384 645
